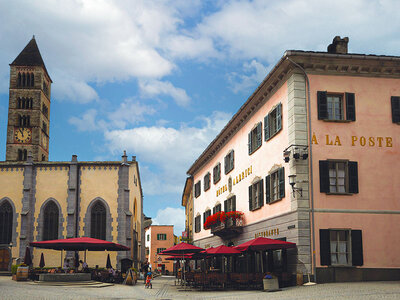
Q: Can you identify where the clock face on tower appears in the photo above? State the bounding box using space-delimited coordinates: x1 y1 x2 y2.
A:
14 127 32 143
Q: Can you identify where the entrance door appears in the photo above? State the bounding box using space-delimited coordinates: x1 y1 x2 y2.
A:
0 248 10 271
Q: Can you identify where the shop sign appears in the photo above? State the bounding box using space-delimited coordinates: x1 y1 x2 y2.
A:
216 165 253 197
255 228 279 238
312 133 393 148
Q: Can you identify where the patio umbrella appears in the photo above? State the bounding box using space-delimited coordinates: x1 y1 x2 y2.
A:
206 245 241 255
23 247 32 266
30 237 130 251
39 253 45 268
106 253 112 269
234 237 296 251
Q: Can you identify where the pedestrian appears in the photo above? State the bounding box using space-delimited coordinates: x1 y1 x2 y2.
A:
142 261 149 284
63 259 69 273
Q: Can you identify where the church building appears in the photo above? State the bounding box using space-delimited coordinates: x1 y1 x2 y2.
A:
0 37 144 271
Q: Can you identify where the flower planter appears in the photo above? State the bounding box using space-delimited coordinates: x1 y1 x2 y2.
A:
16 266 29 281
263 278 279 292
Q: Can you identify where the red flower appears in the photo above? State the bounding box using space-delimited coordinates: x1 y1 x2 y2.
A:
204 211 244 229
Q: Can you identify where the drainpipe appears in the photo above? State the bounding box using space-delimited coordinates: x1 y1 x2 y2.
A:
75 164 80 238
286 57 316 282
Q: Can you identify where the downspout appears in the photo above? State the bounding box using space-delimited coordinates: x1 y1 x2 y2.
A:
286 57 316 282
75 164 80 238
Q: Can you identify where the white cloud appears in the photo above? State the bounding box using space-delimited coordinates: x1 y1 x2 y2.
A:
68 109 100 132
152 207 186 236
228 59 267 93
139 79 191 107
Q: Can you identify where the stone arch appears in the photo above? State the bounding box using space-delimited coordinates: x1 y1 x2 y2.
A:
83 197 113 241
36 198 65 241
0 197 18 246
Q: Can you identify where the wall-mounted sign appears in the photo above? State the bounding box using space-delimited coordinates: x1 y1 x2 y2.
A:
255 228 279 238
216 165 253 197
312 133 393 148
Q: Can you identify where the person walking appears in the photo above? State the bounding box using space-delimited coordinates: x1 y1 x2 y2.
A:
142 261 149 284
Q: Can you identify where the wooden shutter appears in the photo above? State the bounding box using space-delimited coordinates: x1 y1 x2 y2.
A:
256 122 262 148
278 167 285 199
265 175 271 204
276 103 282 132
319 229 331 266
203 212 206 228
224 155 228 174
232 196 236 211
248 132 252 154
213 206 216 214
317 91 328 120
248 185 253 211
348 161 359 194
319 160 330 193
264 114 270 141
224 200 228 212
258 180 264 208
391 96 400 123
345 93 356 121
351 230 363 266
230 151 234 171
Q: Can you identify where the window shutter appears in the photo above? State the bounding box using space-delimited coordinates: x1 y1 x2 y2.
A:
203 212 206 227
351 230 363 266
345 93 356 121
258 180 264 208
213 206 216 214
265 175 271 204
276 103 282 132
391 96 400 123
248 132 252 154
230 151 234 171
232 196 236 211
348 161 359 194
256 122 262 148
317 91 328 120
264 114 270 141
279 167 285 199
319 229 331 266
248 185 253 211
224 200 228 212
319 160 330 193
224 155 228 174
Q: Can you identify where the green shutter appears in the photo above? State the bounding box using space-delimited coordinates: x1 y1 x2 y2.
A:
345 93 356 121
348 161 359 194
224 200 228 212
320 229 331 266
276 103 282 132
248 131 252 154
256 122 262 148
319 161 330 193
391 96 400 123
265 175 271 204
264 114 270 141
248 185 253 211
351 230 363 266
258 179 264 208
317 91 328 120
230 151 234 171
232 196 236 211
224 155 228 174
279 167 285 199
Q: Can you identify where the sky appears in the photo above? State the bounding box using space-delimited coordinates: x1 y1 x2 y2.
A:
0 0 400 235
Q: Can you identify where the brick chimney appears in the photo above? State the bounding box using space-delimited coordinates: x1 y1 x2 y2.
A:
327 36 349 54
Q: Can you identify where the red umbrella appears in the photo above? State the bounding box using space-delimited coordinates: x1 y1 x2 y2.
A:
206 245 242 255
159 242 204 255
234 237 296 252
30 237 130 251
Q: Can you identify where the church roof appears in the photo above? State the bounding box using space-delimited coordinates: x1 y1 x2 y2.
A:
10 36 51 81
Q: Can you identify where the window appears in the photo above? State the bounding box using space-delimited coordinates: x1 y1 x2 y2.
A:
204 172 211 191
42 121 47 134
249 180 263 211
194 181 201 198
157 234 167 240
391 96 400 123
146 248 149 255
317 91 356 121
43 81 49 97
194 215 201 233
157 248 166 254
213 163 221 184
212 203 221 214
224 196 236 212
265 167 285 203
203 209 211 228
248 122 262 154
42 103 49 118
19 115 30 127
91 201 106 240
264 103 282 141
224 150 234 174
43 201 59 241
319 160 358 194
18 149 27 161
147 235 149 241
320 229 363 266
0 201 13 244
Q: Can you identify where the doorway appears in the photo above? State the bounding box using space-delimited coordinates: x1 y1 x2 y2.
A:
0 248 10 271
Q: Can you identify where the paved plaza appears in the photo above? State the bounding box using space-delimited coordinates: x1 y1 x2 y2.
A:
0 276 399 300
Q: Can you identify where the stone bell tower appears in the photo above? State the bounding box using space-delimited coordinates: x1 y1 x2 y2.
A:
6 36 52 162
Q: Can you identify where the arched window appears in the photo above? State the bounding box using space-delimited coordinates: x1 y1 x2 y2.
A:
0 201 13 244
17 73 22 87
43 201 59 240
23 150 27 161
91 201 106 240
17 98 22 109
22 73 26 87
26 73 30 86
30 73 34 87
29 98 33 109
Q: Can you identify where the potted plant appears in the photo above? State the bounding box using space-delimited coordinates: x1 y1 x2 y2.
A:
263 273 279 292
11 264 18 281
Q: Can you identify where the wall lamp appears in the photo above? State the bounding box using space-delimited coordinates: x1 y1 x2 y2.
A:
283 144 308 163
288 174 303 198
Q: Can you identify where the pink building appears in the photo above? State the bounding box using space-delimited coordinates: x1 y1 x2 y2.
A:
145 225 174 274
186 37 400 283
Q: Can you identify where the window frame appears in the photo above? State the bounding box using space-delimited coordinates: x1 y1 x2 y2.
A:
328 160 348 194
203 209 211 228
194 215 201 233
204 172 211 191
157 248 166 254
265 167 285 204
213 163 221 184
248 122 262 155
391 96 400 124
264 103 282 141
157 233 167 240
329 229 352 267
213 203 221 214
319 160 358 195
248 180 263 211
42 201 59 241
194 181 201 198
224 195 236 213
224 150 234 175
317 91 356 122
326 93 344 121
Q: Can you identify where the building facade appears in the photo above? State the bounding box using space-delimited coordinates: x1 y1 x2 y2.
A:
145 225 174 274
181 176 193 243
186 37 400 283
0 38 144 272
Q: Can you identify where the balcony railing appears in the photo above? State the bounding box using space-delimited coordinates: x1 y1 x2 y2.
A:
210 217 243 238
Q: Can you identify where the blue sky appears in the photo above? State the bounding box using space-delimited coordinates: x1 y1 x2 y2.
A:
0 0 399 235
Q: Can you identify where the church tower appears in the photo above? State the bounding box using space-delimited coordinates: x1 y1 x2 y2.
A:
6 36 51 162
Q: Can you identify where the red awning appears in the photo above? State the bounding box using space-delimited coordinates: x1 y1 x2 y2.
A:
206 245 242 255
30 237 130 251
159 242 204 255
234 237 296 252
